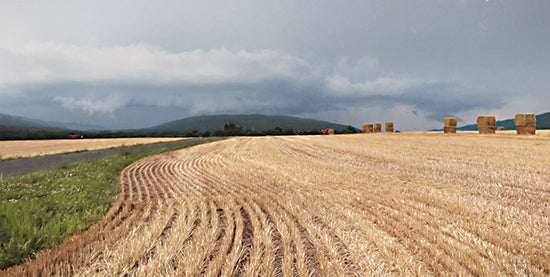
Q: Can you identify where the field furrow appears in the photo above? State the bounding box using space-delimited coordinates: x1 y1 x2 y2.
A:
2 133 549 276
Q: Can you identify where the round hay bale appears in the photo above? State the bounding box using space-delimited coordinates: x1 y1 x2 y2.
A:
373 123 382 133
385 122 394 133
514 113 536 135
497 126 505 131
444 117 457 134
477 116 496 134
328 128 335 135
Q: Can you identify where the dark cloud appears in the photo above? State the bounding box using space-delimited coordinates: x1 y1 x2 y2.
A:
396 83 508 121
1 75 509 130
1 1 549 130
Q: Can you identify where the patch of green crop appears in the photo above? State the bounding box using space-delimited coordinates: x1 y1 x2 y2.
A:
0 138 220 270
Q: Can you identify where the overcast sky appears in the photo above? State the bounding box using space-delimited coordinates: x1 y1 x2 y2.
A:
1 0 549 130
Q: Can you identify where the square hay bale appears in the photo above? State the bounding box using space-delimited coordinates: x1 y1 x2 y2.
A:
328 128 335 135
363 124 374 133
385 122 394 133
514 113 536 135
373 123 382 133
477 116 496 134
444 117 457 134
497 126 505 131
444 117 457 127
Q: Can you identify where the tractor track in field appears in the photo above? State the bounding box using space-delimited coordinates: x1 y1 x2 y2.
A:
2 134 549 276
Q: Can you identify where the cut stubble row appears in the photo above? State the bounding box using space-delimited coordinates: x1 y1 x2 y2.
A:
3 134 549 276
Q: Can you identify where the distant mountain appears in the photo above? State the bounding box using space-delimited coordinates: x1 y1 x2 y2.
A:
0 113 62 131
431 112 550 131
1 112 353 139
0 113 105 131
143 114 352 134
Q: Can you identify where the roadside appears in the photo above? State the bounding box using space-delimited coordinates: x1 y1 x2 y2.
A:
0 137 222 270
0 137 186 159
0 138 218 178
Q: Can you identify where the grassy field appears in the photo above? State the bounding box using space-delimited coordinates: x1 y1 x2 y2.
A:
0 137 185 159
2 132 549 276
0 139 215 270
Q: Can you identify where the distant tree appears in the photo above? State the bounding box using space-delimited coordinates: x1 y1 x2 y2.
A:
223 122 244 136
266 127 283 135
184 128 199 137
282 128 294 135
213 130 225 137
246 130 266 136
343 125 359 134
306 129 321 135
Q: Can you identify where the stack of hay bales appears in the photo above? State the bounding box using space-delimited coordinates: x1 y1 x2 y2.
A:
497 126 505 131
373 123 382 133
444 118 457 134
385 122 394 133
514 113 536 135
328 128 335 135
477 116 496 134
362 124 374 133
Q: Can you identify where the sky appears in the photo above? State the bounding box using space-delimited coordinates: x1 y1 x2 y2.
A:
1 0 549 130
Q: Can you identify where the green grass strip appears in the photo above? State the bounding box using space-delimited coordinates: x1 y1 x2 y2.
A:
0 139 219 270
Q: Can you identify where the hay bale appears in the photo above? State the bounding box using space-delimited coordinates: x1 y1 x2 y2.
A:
497 126 505 131
363 124 373 133
328 128 335 135
444 117 457 127
444 117 457 134
477 116 496 134
385 122 394 133
374 123 382 133
514 113 536 135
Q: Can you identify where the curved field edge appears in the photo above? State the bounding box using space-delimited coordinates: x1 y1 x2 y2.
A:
3 134 549 276
0 138 222 270
0 138 187 160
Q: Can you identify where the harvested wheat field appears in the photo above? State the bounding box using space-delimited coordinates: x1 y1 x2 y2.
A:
3 132 550 276
0 138 184 159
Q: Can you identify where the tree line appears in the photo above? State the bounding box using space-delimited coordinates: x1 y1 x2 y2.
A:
0 123 359 140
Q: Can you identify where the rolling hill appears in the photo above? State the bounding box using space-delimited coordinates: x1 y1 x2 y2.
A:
0 113 61 131
1 113 354 139
457 112 550 131
142 114 352 134
0 113 109 140
430 112 550 131
0 113 104 131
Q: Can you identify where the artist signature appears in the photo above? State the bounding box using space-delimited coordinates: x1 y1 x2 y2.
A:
508 260 531 266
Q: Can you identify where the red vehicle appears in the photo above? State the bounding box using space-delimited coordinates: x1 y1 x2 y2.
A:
322 128 335 135
69 134 84 139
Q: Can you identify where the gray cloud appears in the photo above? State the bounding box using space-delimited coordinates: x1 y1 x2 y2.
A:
1 1 549 130
3 72 507 129
396 83 508 121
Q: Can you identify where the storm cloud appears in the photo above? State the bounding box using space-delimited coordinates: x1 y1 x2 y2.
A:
1 1 549 130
